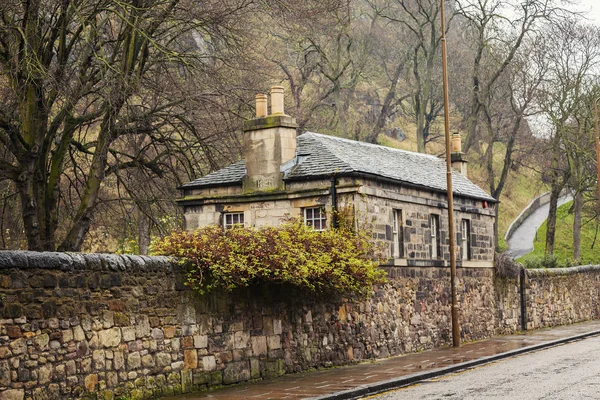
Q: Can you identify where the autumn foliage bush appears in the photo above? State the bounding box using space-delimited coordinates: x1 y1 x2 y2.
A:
151 219 387 297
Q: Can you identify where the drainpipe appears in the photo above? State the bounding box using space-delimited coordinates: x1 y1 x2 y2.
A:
331 175 338 229
520 267 527 331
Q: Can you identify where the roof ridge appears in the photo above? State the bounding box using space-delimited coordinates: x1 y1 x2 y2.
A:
301 131 440 160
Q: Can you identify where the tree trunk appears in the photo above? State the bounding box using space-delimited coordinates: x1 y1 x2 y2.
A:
138 207 151 255
58 104 122 251
367 61 404 144
545 185 562 255
573 190 583 262
494 205 500 252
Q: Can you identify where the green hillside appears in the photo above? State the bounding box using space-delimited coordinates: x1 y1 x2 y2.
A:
518 201 600 267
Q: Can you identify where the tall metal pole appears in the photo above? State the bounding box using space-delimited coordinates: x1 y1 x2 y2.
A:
595 99 600 212
440 0 460 348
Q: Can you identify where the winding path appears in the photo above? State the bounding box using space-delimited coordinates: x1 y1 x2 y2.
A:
506 195 572 259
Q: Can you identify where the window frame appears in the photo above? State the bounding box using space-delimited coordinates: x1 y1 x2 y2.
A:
461 219 471 260
430 214 441 259
303 207 327 231
223 212 245 230
392 209 404 258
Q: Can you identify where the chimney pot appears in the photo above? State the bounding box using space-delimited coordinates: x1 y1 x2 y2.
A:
255 94 268 118
451 132 462 153
270 86 285 115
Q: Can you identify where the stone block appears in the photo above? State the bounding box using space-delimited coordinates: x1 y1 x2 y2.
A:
0 347 12 359
260 359 285 379
127 352 141 369
267 335 281 350
33 333 49 349
233 331 250 349
135 315 150 338
184 349 198 369
66 360 76 375
151 328 164 340
106 371 118 388
202 356 216 371
98 328 121 348
223 361 250 385
85 373 98 392
0 389 24 400
0 360 9 386
38 365 52 384
156 352 171 367
181 369 193 393
262 316 273 335
121 327 135 342
113 351 124 370
6 326 21 339
251 336 267 357
9 338 26 355
141 354 154 368
273 319 282 335
182 336 194 349
250 358 260 379
164 326 176 339
209 371 222 386
93 350 106 370
193 335 207 349
171 361 184 371
73 325 85 342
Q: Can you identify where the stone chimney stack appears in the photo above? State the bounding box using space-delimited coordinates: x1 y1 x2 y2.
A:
450 132 468 177
242 86 298 192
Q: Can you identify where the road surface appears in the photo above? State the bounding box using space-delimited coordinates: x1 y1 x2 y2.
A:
506 195 572 259
366 335 600 400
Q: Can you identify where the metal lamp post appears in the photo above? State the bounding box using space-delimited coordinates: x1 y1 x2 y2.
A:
440 0 460 348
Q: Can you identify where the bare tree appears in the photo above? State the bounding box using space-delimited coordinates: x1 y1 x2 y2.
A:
536 19 600 256
0 0 253 251
455 0 569 153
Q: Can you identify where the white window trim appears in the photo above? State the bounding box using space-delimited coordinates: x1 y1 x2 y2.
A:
223 212 244 230
304 207 327 231
392 209 404 258
431 214 440 259
462 219 470 260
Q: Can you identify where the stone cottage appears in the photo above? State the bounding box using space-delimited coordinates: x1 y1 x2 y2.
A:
178 87 497 267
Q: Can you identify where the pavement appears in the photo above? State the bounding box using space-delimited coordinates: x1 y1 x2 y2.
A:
506 195 572 259
165 320 600 400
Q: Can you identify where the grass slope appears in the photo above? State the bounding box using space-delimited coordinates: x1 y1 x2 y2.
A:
517 201 600 266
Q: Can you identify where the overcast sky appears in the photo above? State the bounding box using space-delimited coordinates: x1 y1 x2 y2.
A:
574 0 600 24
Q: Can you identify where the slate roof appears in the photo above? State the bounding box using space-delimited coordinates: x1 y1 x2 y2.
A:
181 132 496 202
181 160 246 189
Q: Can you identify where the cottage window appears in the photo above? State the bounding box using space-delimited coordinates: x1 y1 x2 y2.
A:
461 219 471 260
304 207 326 231
430 214 441 259
223 212 244 229
392 209 404 258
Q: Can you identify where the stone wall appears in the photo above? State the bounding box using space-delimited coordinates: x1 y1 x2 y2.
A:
0 252 597 400
525 265 600 329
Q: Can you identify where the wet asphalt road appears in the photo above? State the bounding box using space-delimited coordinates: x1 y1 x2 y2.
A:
366 335 600 400
506 195 572 259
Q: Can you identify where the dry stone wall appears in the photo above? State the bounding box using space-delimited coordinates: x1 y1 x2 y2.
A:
0 251 597 400
525 265 600 329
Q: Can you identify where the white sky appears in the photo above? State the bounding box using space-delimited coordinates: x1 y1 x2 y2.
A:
574 0 600 24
